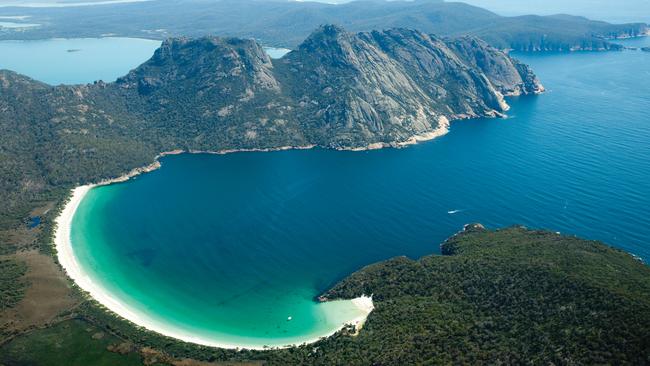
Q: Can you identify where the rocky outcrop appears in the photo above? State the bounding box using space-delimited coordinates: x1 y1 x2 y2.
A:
2 26 544 153
444 36 544 96
268 26 542 146
117 36 281 94
102 25 543 149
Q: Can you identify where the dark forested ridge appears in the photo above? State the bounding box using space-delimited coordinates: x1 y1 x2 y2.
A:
0 25 542 231
307 225 650 364
0 0 647 52
3 225 647 365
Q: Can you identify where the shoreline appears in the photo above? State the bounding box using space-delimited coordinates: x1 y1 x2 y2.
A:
337 116 451 151
51 125 462 350
53 143 381 349
85 117 456 187
54 184 374 350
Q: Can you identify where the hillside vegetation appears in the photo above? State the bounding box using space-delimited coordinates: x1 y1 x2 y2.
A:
314 225 650 364
0 259 27 311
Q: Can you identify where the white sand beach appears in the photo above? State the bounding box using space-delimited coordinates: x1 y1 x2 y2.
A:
54 181 374 350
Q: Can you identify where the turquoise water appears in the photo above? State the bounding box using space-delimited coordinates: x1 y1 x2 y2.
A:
67 40 650 347
0 37 160 85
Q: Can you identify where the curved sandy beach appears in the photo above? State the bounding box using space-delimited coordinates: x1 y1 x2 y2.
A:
49 123 466 349
54 184 374 350
49 121 471 350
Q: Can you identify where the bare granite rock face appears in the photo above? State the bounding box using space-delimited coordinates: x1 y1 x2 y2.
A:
98 25 543 149
1 26 544 155
443 35 545 96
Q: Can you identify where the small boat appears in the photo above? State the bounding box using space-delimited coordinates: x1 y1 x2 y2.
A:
287 316 292 321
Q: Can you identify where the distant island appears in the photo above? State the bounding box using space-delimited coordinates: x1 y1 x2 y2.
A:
0 25 543 227
0 0 647 52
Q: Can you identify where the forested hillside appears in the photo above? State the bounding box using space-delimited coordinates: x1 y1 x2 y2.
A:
305 225 650 364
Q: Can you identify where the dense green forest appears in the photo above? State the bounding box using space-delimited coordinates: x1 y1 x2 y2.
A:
0 259 27 311
2 225 648 365
0 0 647 51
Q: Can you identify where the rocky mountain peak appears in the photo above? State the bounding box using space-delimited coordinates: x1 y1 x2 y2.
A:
3 25 544 153
117 35 278 94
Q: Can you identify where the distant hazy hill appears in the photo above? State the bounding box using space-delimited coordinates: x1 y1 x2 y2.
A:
458 0 650 24
0 25 542 227
0 0 647 51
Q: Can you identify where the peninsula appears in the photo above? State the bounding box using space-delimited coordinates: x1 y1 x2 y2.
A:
0 25 543 227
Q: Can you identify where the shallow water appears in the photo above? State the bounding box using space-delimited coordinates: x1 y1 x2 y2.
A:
0 37 160 85
67 40 650 347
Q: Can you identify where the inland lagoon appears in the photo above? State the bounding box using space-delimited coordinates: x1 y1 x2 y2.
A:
54 38 650 349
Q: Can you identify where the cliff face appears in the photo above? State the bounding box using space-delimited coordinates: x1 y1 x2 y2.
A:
103 25 543 149
277 26 512 147
444 36 544 96
117 36 281 95
109 36 306 148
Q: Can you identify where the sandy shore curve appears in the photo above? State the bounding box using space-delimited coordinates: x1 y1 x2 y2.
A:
49 124 465 350
54 184 374 350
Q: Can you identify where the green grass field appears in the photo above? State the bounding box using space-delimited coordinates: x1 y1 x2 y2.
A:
0 319 146 366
